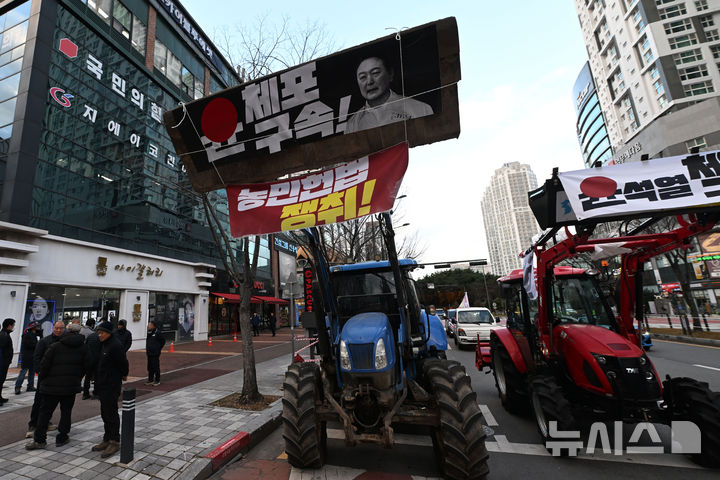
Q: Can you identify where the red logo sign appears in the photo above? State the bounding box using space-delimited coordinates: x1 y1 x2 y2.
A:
50 87 73 107
59 38 78 58
304 268 313 312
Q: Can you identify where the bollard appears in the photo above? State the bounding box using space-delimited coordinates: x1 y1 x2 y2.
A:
666 313 673 328
121 388 135 464
702 313 710 332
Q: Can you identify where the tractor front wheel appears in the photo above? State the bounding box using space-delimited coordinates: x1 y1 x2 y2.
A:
530 375 577 455
491 344 527 414
282 362 327 468
424 358 489 480
664 377 720 467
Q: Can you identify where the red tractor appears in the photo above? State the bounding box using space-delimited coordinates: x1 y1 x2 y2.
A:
476 208 720 467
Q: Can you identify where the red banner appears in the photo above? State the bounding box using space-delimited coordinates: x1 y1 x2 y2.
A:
226 143 408 237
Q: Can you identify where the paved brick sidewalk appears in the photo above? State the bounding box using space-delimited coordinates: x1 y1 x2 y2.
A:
0 354 290 480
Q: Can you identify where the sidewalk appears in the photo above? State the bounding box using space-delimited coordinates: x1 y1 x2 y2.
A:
0 336 295 480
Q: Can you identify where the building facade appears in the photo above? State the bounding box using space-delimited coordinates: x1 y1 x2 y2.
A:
0 0 279 360
574 62 614 167
481 162 540 276
574 0 720 165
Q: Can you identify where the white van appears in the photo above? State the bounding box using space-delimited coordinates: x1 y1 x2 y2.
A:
452 307 497 348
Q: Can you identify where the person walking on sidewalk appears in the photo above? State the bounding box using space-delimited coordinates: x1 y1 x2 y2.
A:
14 321 40 395
83 318 101 399
0 318 16 405
26 323 91 450
91 320 128 458
115 319 132 352
26 321 64 437
269 311 276 336
251 312 260 336
145 320 165 386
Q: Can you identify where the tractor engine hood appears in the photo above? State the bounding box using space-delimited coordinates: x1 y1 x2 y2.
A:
340 312 396 373
341 312 392 343
556 324 643 358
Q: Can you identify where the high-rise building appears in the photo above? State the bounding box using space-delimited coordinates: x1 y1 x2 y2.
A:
0 0 285 358
481 162 540 276
575 0 720 164
574 62 614 167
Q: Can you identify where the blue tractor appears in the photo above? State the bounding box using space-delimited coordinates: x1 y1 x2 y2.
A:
282 213 489 479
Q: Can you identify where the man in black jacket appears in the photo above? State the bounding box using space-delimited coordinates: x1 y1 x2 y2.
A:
0 318 16 404
26 321 64 437
145 320 165 386
26 323 91 449
14 321 40 394
115 319 133 352
91 320 128 458
83 319 101 400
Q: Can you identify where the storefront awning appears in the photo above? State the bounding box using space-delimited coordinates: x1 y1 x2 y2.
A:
211 292 289 305
251 295 289 305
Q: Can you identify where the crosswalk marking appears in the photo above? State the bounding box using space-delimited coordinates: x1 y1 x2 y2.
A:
479 404 498 426
693 363 720 372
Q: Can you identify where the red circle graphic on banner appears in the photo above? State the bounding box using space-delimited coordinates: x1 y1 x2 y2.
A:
579 176 617 198
201 98 238 143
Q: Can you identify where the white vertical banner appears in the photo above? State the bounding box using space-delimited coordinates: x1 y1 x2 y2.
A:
523 251 538 300
457 291 470 309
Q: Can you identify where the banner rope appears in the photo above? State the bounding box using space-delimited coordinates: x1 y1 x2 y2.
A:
394 29 410 147
176 100 229 187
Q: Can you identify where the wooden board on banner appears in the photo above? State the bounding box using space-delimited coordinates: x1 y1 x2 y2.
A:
163 17 460 193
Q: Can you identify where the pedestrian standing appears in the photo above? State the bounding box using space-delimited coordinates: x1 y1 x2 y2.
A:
115 319 133 352
25 323 90 449
83 319 101 400
251 312 260 336
269 311 276 337
0 318 16 404
80 318 94 339
25 321 64 437
91 320 128 458
14 321 40 394
145 320 165 386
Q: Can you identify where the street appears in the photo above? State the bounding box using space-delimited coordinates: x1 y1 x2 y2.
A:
215 338 720 480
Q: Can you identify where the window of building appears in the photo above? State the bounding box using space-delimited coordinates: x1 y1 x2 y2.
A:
659 4 687 19
679 64 709 80
695 0 709 10
686 136 707 152
658 94 668 108
711 45 720 59
87 0 146 57
668 33 698 49
154 41 204 100
664 18 693 34
700 15 715 28
683 80 714 96
706 29 720 41
673 48 703 64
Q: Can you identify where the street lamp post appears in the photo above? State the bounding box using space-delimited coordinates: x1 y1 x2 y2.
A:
469 260 490 308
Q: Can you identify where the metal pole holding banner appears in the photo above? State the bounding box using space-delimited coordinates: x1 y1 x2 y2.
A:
289 277 295 360
121 388 135 464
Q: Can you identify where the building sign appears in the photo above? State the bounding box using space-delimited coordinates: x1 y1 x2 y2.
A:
558 149 720 222
304 267 313 312
612 142 642 165
155 0 225 73
97 257 164 280
274 235 298 255
226 143 408 237
164 18 460 192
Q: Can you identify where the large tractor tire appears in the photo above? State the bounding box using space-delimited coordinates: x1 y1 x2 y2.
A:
491 343 527 414
424 358 489 480
282 362 327 468
530 375 577 455
664 377 720 468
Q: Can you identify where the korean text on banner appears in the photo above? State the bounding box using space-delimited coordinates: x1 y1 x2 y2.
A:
558 149 720 221
226 143 409 237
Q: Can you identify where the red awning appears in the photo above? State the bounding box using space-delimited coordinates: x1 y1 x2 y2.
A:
251 295 289 305
212 292 288 305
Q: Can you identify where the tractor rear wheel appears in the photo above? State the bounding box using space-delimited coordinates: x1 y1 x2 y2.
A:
424 358 489 480
530 375 577 455
491 344 527 414
664 377 720 467
282 362 326 468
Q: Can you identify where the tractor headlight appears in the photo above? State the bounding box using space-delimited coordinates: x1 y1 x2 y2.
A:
645 371 654 382
639 355 647 366
375 338 387 370
592 353 607 366
340 340 351 370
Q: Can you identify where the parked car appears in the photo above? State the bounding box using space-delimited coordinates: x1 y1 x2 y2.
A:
445 309 457 337
453 307 497 348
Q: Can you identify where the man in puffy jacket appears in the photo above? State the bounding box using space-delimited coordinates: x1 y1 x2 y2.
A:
145 320 165 386
0 318 16 404
25 321 64 437
14 321 40 394
91 321 128 458
26 323 91 449
115 319 133 352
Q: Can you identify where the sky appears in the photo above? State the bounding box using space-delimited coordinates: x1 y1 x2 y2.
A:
181 0 589 269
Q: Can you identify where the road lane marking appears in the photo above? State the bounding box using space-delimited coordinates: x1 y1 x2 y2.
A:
654 339 720 350
479 404 498 426
693 364 720 372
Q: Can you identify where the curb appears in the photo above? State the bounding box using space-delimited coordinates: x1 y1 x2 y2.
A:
653 333 720 347
188 404 284 480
